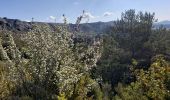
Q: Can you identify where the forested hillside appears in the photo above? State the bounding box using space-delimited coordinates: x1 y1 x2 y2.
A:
0 9 170 100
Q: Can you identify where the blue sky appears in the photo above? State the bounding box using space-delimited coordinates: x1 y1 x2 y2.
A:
0 0 170 23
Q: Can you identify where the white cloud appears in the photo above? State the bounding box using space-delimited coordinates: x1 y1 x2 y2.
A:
47 16 56 22
84 12 95 19
81 12 99 23
49 16 56 20
103 12 113 17
24 19 31 22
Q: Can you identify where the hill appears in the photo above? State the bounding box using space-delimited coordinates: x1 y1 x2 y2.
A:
0 17 170 34
154 20 170 29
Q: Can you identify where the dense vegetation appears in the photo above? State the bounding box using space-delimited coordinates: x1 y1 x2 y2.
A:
0 9 170 100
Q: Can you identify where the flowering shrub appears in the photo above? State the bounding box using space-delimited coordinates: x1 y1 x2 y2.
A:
22 23 101 98
0 19 101 99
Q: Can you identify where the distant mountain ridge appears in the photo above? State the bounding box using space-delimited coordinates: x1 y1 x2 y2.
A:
0 17 115 34
154 20 170 29
0 17 170 34
155 20 170 25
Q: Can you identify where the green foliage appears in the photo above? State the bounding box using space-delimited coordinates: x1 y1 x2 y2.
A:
115 55 170 100
57 93 67 100
0 23 101 99
113 9 155 58
0 62 15 99
1 9 170 100
71 75 103 100
145 27 170 56
94 10 157 91
114 83 148 100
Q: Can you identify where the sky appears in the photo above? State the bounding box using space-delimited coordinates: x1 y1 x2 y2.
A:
0 0 170 23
